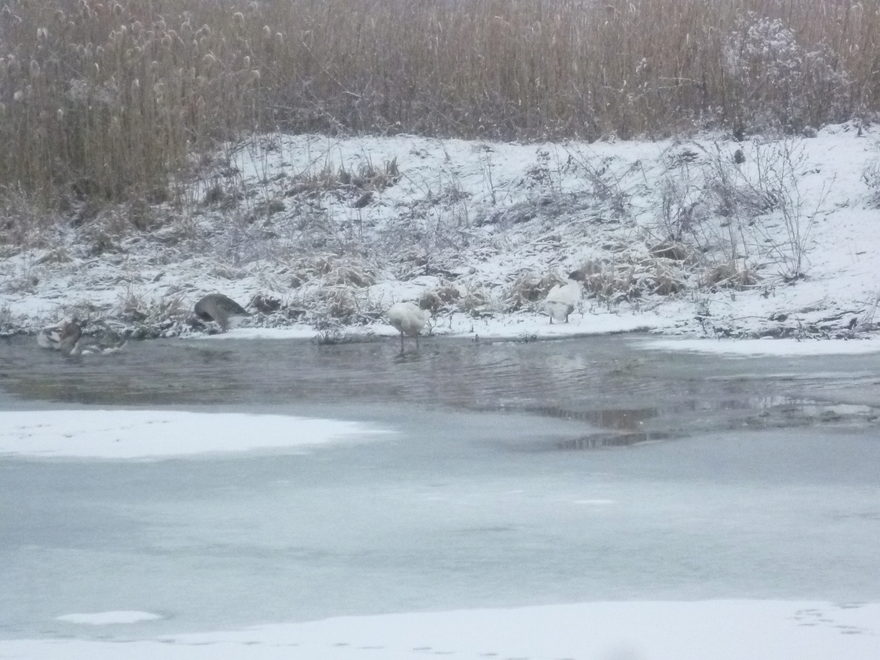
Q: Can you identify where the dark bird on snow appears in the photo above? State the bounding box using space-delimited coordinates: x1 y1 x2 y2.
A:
194 293 250 332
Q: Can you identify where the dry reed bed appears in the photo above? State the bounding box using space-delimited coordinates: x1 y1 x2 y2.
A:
0 0 877 206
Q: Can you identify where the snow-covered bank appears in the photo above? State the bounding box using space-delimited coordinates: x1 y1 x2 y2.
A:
0 410 390 459
210 306 677 341
3 124 880 347
5 600 877 660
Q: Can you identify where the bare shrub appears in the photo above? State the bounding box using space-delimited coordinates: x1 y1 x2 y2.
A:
747 141 820 280
657 170 708 243
699 139 824 281
567 151 634 219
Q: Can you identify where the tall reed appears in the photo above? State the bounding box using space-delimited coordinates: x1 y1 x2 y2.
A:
1 0 877 206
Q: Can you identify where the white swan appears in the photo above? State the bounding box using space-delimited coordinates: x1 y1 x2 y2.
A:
387 301 430 352
543 270 585 323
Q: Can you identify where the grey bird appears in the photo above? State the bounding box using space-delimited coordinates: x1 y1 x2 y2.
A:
194 293 250 331
38 318 127 356
37 317 82 356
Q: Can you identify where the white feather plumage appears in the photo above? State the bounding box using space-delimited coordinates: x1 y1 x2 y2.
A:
387 302 430 351
543 270 585 323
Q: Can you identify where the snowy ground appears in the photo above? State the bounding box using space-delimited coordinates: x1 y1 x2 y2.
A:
1 600 877 660
3 123 880 347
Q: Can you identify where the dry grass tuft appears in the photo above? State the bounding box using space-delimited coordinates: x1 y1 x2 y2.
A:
578 259 636 302
702 262 759 289
649 241 692 262
287 254 375 288
650 264 687 296
288 158 400 200
0 186 57 247
459 286 493 317
419 283 461 314
302 283 382 326
504 270 559 311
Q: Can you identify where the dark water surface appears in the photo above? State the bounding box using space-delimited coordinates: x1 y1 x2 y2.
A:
2 333 879 440
1 333 879 639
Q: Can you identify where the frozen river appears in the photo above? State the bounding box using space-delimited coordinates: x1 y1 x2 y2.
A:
0 333 879 654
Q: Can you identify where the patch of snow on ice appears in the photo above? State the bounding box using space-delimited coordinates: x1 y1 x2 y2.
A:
639 336 880 356
57 611 163 625
0 410 391 459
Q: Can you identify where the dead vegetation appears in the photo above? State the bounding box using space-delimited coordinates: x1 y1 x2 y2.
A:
0 0 873 213
419 283 461 315
701 262 759 290
504 271 559 312
286 254 376 290
287 158 400 199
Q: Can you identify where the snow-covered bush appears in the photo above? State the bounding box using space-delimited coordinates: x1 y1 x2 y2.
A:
722 13 851 133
